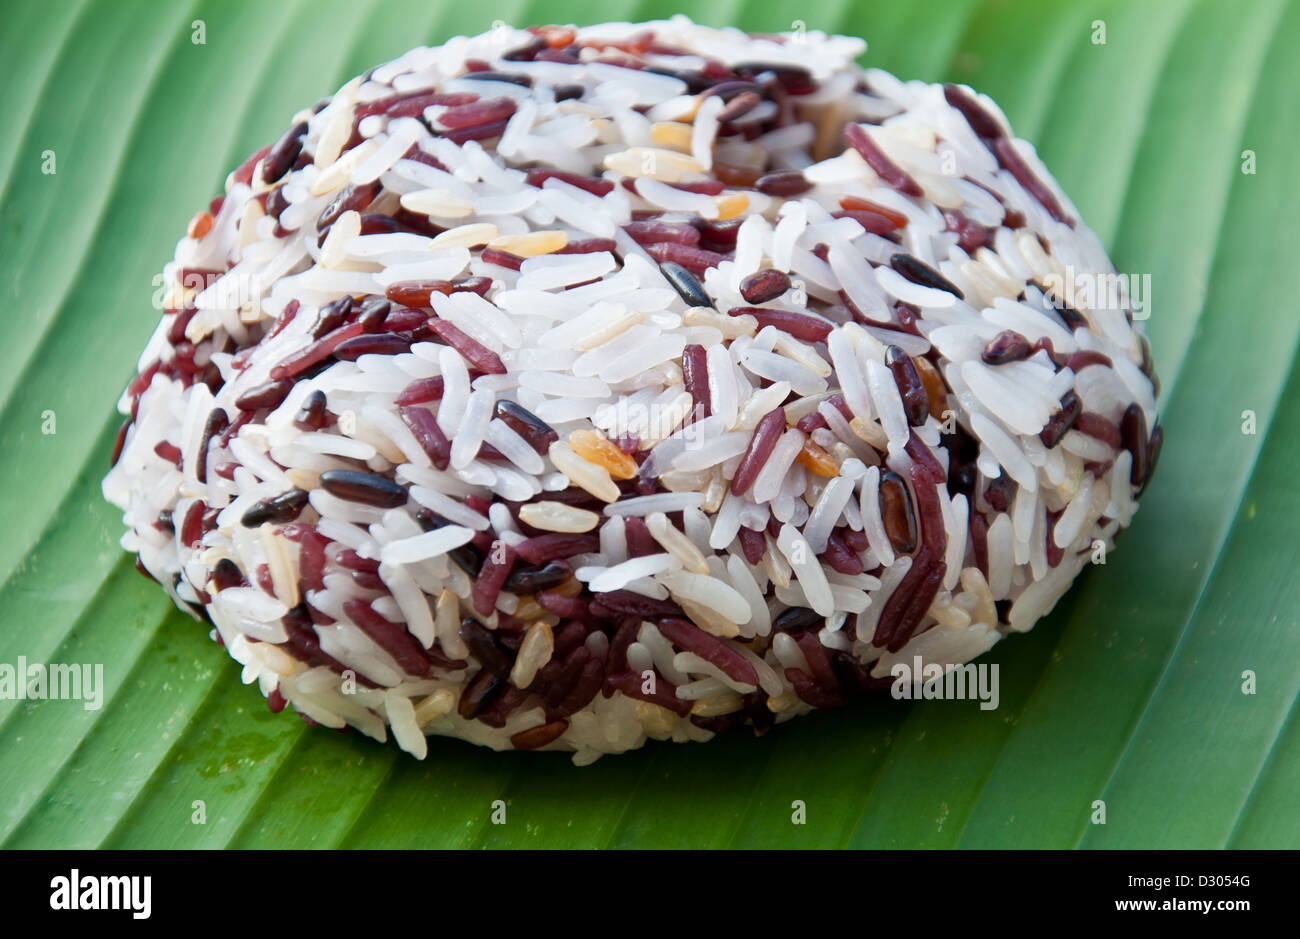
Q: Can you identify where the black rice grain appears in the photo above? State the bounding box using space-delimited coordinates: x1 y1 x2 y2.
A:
890 253 964 299
319 470 408 508
241 489 309 527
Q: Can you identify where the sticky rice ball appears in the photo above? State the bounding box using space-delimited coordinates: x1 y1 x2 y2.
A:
103 17 1162 763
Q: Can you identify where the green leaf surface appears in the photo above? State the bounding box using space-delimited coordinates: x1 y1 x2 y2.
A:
1 0 1295 849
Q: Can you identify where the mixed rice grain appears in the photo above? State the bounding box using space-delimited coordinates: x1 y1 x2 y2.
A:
103 16 1161 763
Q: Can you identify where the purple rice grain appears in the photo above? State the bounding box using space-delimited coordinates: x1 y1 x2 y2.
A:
211 557 244 591
731 407 786 497
606 669 691 716
604 619 638 683
871 547 930 649
983 474 1015 513
794 630 840 690
909 461 948 548
118 392 144 440
656 617 758 687
644 242 728 273
834 209 902 237
548 656 605 719
885 345 929 425
494 399 557 453
733 61 814 94
235 378 295 412
333 332 414 360
501 35 546 61
969 512 989 579
717 89 761 121
681 343 712 419
336 549 380 574
1074 412 1122 449
713 161 762 188
427 319 506 374
889 558 946 652
458 669 505 719
264 184 290 224
261 121 308 185
993 136 1073 227
755 171 812 197
345 598 441 678
540 646 590 707
381 307 429 333
281 605 380 687
1039 390 1082 448
154 440 182 466
267 687 286 714
494 654 539 702
623 515 658 558
821 530 864 575
318 180 383 231
1045 511 1065 568
398 404 451 470
293 390 328 430
590 590 682 619
701 79 761 101
879 470 917 554
354 89 477 122
536 592 593 625
354 298 392 333
386 280 452 308
786 667 844 709
444 117 511 144
471 540 517 616
439 96 518 129
981 329 1033 365
555 237 618 254
841 526 870 556
459 617 514 675
624 219 701 246
1139 423 1163 496
514 533 599 564
511 719 569 749
738 268 791 304
358 214 404 236
270 321 364 380
390 207 448 239
1120 402 1149 485
167 308 198 345
905 431 949 488
1065 350 1113 372
524 167 614 196
942 209 991 253
843 123 923 196
942 84 1004 139
349 569 384 591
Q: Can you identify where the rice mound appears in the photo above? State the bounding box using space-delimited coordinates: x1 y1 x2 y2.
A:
103 17 1162 763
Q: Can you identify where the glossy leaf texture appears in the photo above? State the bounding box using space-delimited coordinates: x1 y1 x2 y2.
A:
0 0 1296 849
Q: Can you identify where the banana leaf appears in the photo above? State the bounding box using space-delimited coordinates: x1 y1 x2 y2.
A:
1 0 1296 849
